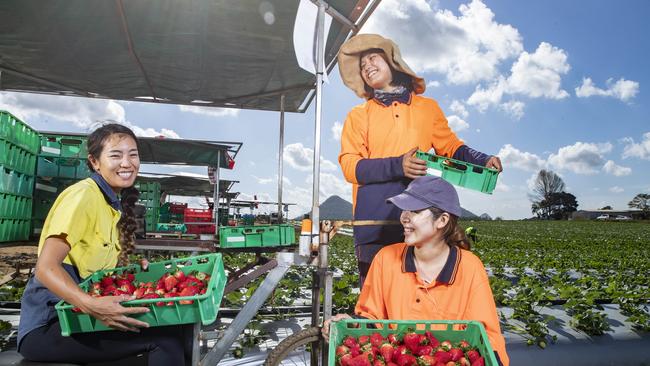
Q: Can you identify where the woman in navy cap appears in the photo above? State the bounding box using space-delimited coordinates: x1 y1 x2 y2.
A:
323 176 509 365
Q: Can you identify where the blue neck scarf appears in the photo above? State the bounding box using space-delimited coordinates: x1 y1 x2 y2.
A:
373 85 412 106
90 172 122 211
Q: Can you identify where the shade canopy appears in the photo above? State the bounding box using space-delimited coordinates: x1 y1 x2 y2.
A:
0 0 373 112
138 173 238 197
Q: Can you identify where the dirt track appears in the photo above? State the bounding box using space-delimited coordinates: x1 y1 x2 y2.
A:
0 244 38 279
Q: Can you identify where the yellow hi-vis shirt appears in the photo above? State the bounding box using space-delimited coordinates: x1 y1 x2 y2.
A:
38 178 122 279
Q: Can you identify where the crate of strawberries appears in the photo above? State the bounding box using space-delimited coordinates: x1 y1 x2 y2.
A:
329 319 498 366
55 253 226 336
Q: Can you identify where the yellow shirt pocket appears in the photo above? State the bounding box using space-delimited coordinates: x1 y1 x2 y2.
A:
77 229 119 278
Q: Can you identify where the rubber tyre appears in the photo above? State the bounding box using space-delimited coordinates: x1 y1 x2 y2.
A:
263 326 323 366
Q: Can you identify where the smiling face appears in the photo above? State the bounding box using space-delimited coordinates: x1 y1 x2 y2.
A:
400 209 449 246
360 51 394 92
88 133 140 193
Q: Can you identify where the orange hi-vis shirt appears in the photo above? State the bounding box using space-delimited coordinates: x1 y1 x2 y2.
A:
338 94 464 210
355 243 509 366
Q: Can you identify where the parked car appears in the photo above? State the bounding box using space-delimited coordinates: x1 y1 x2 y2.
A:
615 215 632 221
596 214 611 220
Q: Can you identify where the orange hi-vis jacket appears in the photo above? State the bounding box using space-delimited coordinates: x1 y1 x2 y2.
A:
355 243 509 366
338 94 465 250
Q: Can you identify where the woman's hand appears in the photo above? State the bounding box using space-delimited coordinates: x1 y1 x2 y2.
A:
82 295 151 332
486 156 503 172
402 147 427 179
322 314 352 343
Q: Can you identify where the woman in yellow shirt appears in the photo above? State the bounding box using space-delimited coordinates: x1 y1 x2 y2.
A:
323 176 509 365
18 124 191 365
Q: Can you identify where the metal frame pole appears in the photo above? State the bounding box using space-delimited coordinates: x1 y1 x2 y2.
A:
213 150 221 235
278 94 285 223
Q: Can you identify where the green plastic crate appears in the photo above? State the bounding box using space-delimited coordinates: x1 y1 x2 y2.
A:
0 218 30 242
416 151 499 194
0 139 37 175
55 253 226 336
39 135 88 158
0 166 35 197
155 223 187 233
37 157 90 179
0 111 40 154
219 224 296 248
328 319 499 366
0 193 32 220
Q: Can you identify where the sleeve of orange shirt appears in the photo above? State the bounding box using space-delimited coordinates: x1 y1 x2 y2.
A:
429 100 464 158
339 107 367 185
354 250 388 320
465 265 510 366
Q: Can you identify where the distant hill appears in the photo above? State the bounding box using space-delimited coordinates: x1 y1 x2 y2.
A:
297 195 479 220
479 213 492 220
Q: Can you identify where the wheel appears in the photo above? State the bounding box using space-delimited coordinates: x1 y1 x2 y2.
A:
264 326 323 366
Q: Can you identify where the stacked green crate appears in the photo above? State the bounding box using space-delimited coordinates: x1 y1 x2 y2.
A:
0 111 38 242
31 178 77 237
37 134 90 179
135 182 161 231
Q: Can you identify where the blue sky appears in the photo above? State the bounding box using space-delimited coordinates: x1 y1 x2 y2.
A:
1 0 648 219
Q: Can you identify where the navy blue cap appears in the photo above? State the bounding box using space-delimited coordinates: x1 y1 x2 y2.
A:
387 176 462 217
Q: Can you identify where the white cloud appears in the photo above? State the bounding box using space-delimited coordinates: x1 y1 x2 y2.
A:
447 115 470 132
467 42 570 115
497 144 545 172
575 77 639 102
178 105 239 117
450 100 469 118
499 100 525 120
331 121 343 141
363 0 523 85
622 132 650 160
507 42 570 99
547 142 612 174
495 179 511 192
602 160 632 176
427 80 441 88
283 143 337 172
252 175 274 185
0 92 180 138
609 186 624 193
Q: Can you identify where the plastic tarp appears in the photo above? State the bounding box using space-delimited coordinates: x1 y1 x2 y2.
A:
0 0 371 113
137 174 238 197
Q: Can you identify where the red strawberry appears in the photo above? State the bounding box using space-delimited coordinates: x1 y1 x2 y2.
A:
433 351 451 364
387 333 400 345
115 278 132 287
173 268 186 281
395 353 416 366
164 275 178 292
370 332 384 347
124 272 135 282
466 350 480 363
392 345 408 363
350 344 361 357
403 332 425 353
417 345 433 357
199 288 207 295
416 355 436 366
358 335 371 346
457 356 471 366
343 336 358 348
470 357 484 366
457 340 471 351
439 341 452 352
373 360 386 366
336 345 350 357
448 348 463 362
350 352 373 366
340 354 353 366
89 282 102 296
178 287 196 305
386 363 398 366
424 331 440 348
72 307 82 313
133 287 146 299
445 362 455 366
100 276 114 288
379 343 394 362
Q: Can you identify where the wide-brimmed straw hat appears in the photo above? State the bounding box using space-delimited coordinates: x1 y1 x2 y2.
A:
338 33 425 99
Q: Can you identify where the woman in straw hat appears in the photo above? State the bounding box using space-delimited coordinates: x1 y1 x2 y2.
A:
337 34 502 286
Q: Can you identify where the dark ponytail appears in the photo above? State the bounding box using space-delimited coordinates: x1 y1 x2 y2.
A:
429 207 470 250
86 123 140 266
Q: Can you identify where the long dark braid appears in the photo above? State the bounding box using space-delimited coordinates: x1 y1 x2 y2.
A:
86 123 140 266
